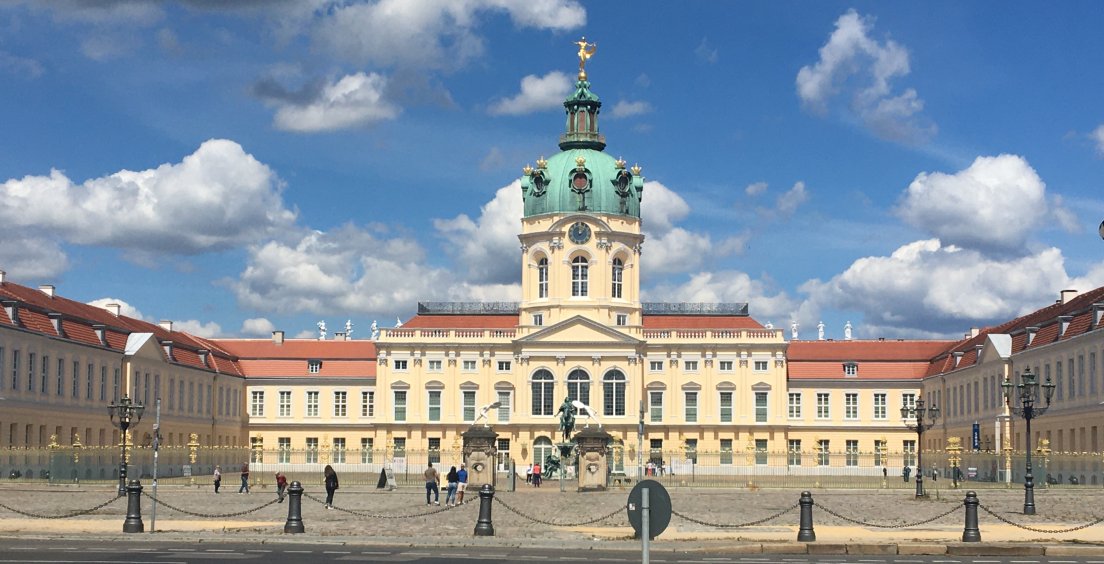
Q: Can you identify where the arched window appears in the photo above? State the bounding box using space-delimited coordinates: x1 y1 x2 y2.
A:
537 257 549 298
603 370 626 416
611 258 623 299
530 370 554 416
571 256 589 296
567 369 590 405
533 436 553 466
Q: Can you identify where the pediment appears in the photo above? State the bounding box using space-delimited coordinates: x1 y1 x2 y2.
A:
978 334 1012 364
124 333 164 361
516 315 643 345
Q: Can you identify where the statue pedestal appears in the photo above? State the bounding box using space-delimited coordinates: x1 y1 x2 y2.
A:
574 426 611 492
462 426 498 488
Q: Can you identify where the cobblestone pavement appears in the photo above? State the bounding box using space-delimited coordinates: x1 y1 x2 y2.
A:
2 482 1104 548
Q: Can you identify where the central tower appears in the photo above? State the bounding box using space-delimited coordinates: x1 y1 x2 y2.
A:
517 40 645 335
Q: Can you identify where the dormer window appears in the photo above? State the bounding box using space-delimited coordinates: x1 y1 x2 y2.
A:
843 362 858 377
308 360 322 374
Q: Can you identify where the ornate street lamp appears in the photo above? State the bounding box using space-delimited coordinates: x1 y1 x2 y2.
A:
901 396 940 497
108 395 145 496
1002 367 1055 515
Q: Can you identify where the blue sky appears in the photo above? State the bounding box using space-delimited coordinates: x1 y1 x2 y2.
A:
1 1 1103 341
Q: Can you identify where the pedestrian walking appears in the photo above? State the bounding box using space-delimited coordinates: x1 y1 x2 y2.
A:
902 465 911 483
275 471 288 502
445 465 459 507
239 462 250 493
213 465 221 493
456 463 469 504
532 462 542 487
424 462 440 505
525 463 533 484
323 465 339 508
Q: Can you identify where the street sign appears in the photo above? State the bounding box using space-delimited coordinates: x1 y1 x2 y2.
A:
627 479 671 539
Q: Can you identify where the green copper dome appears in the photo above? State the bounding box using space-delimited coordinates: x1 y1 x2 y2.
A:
520 78 644 219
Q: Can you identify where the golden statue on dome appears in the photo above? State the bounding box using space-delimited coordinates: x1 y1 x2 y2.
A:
574 37 596 80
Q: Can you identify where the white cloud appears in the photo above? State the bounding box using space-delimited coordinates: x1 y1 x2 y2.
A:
896 154 1048 254
0 50 44 78
433 181 524 284
0 236 68 279
0 139 297 270
88 298 146 319
313 0 584 70
610 100 653 118
648 271 799 323
87 297 221 337
796 9 934 143
800 239 1072 336
488 71 572 116
640 181 690 234
240 317 276 337
745 181 768 197
479 147 506 171
1092 124 1104 157
267 72 401 132
695 37 718 64
775 181 808 216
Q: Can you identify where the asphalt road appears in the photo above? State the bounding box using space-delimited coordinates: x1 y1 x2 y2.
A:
1 539 1104 564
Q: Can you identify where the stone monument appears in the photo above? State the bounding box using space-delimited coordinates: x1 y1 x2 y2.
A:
573 425 611 491
462 425 498 488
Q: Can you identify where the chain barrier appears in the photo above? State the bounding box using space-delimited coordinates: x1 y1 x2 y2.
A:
671 502 798 529
494 495 625 527
0 495 121 519
302 492 463 518
978 504 1104 534
815 501 961 529
141 491 280 518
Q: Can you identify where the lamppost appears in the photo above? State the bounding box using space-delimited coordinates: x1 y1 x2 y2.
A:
901 396 940 497
108 395 145 496
1002 367 1055 515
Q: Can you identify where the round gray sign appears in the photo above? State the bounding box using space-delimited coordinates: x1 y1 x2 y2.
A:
626 479 671 539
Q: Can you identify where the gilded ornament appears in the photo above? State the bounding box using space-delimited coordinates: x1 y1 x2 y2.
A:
523 164 533 175
574 37 597 80
630 163 642 176
575 155 586 170
615 157 626 169
537 156 548 169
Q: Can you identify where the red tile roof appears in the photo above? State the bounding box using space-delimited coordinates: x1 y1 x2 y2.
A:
212 339 378 360
788 361 930 380
642 315 764 329
788 340 954 361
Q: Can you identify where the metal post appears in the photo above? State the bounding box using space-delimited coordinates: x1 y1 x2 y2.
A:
797 490 816 541
123 479 144 533
638 399 645 482
119 420 129 497
641 486 650 564
915 427 925 497
284 481 304 533
1024 413 1035 515
474 484 495 536
962 490 981 542
151 398 160 533
509 459 516 492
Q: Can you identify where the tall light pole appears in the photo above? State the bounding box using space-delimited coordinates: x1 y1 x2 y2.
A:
901 396 940 498
108 395 145 496
1002 367 1055 515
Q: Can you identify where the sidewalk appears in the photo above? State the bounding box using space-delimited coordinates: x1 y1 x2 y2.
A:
2 483 1103 555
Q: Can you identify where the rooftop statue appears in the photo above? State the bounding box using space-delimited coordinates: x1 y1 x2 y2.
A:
817 320 825 341
370 320 379 341
790 320 799 340
844 321 853 341
574 37 596 79
317 320 327 340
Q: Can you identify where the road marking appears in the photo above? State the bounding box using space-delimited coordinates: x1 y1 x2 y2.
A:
361 551 391 555
205 549 235 553
285 550 313 554
245 550 271 553
166 548 196 552
323 551 351 554
1010 561 1039 563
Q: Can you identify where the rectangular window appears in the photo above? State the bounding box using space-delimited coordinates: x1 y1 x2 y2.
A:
428 438 441 465
11 349 19 390
902 393 916 412
497 360 511 372
306 391 319 417
685 438 698 464
788 392 802 419
56 358 64 397
72 360 79 398
532 313 543 326
393 438 406 458
684 391 698 423
168 378 175 411
874 439 886 466
649 361 663 372
1091 352 1098 396
755 439 768 465
903 440 916 466
87 364 94 400
816 392 830 419
684 360 699 372
874 393 887 419
278 391 291 417
788 439 802 466
719 360 734 371
361 391 375 417
817 440 830 466
333 438 346 463
334 391 347 417
277 437 291 464
497 391 511 423
720 439 733 465
844 363 858 376
616 314 628 326
428 390 441 421
361 438 374 463
305 438 318 464
1069 358 1076 400
755 391 768 422
462 360 477 371
307 360 321 374
649 391 663 422
393 359 408 371
41 355 48 394
27 352 35 392
1056 362 1064 400
753 360 768 372
394 390 407 422
250 391 264 417
463 390 477 422
99 366 107 400
719 391 733 423
845 439 859 466
428 359 442 371
845 392 859 420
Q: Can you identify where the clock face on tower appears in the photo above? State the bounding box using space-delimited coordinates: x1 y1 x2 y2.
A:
568 221 591 244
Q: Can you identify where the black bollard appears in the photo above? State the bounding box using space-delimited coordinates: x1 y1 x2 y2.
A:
474 484 495 536
123 479 144 533
284 481 305 533
961 490 981 542
797 490 816 542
